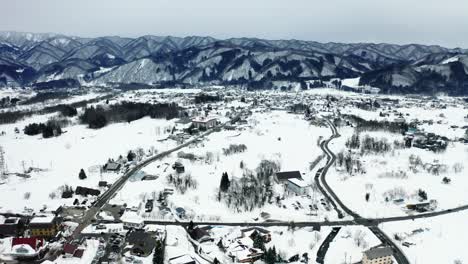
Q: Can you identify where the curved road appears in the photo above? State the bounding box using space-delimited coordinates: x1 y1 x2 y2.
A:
72 111 468 264
318 119 409 264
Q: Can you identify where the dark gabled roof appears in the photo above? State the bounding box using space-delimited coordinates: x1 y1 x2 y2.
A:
364 247 393 260
104 162 121 171
190 227 211 241
73 248 84 258
0 224 18 235
98 181 108 186
126 230 156 255
75 186 101 196
63 243 78 254
4 217 20 224
241 227 270 234
275 171 302 181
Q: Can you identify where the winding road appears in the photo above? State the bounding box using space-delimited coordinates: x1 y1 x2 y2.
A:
72 111 468 264
316 118 410 264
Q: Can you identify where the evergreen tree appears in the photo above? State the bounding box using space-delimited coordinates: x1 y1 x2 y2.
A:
264 246 278 264
127 150 136 162
273 246 278 262
220 172 230 192
213 257 220 264
265 248 274 264
418 189 428 200
79 169 87 180
153 240 164 264
253 235 266 251
217 238 225 252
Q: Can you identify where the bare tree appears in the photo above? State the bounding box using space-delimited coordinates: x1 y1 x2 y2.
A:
353 230 367 248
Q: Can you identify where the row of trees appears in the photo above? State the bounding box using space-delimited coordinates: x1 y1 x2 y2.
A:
336 151 365 175
24 120 62 138
346 133 393 155
59 105 78 117
194 94 221 104
0 96 20 108
344 114 410 134
222 144 247 156
0 94 114 124
166 173 198 194
409 154 461 175
80 102 180 129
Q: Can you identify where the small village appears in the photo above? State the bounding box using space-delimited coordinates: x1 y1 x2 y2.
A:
0 87 467 264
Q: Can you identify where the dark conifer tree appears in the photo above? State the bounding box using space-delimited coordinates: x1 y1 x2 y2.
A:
220 172 230 192
79 169 87 180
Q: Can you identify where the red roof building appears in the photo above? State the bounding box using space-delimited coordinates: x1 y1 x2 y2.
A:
12 237 44 250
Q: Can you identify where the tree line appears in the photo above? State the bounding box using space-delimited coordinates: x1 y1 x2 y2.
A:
344 114 410 134
0 94 114 124
24 120 63 138
80 101 180 129
346 132 393 155
194 93 221 104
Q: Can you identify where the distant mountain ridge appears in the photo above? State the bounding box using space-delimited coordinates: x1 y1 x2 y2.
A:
1 31 467 94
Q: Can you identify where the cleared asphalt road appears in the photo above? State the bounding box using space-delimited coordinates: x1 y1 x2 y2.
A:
70 110 248 241
318 119 409 264
73 111 466 264
316 227 341 264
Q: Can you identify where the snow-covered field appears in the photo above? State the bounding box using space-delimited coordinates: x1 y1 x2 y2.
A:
380 210 468 263
1 87 467 263
111 111 335 221
313 93 468 219
0 113 177 212
324 226 381 264
328 127 468 218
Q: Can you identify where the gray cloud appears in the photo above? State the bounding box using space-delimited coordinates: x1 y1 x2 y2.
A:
1 0 467 48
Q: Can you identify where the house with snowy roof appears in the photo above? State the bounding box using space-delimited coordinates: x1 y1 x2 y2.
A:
28 215 60 238
0 217 22 237
362 246 393 264
191 116 217 130
10 237 44 259
274 171 309 195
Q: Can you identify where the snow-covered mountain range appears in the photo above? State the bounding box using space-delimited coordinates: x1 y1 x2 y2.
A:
1 31 467 94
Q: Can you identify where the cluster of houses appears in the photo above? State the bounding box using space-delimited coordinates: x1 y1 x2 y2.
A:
405 130 449 152
0 214 62 260
188 226 271 263
186 225 394 264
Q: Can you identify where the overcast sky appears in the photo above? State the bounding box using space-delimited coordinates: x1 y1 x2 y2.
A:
2 0 468 48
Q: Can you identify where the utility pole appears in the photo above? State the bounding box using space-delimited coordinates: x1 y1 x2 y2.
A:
0 146 6 176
